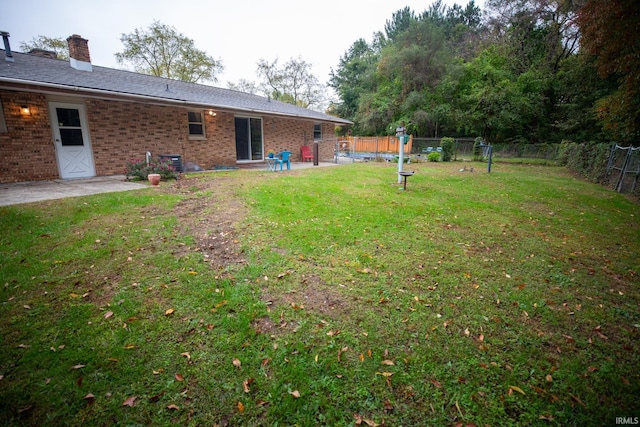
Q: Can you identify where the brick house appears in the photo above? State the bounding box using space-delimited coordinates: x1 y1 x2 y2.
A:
0 33 351 183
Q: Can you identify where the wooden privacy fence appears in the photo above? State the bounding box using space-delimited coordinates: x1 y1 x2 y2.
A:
340 136 413 154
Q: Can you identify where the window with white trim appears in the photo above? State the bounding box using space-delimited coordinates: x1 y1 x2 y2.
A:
188 111 205 138
313 123 322 141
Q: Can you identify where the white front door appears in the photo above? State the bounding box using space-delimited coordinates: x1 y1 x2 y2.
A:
49 102 95 179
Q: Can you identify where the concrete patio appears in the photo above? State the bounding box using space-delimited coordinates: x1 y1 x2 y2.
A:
0 160 350 206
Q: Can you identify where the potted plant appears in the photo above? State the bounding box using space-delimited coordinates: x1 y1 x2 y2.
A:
125 157 178 182
148 173 161 185
266 149 276 158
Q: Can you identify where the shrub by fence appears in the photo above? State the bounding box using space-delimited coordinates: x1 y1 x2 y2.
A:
558 141 611 184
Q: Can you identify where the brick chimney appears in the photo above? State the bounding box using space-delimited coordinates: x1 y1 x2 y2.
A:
29 49 58 59
67 34 92 72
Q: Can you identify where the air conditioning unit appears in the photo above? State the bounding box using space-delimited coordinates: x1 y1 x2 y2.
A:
158 154 183 172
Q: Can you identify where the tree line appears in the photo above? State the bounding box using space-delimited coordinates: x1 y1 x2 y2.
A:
19 1 639 145
329 0 639 145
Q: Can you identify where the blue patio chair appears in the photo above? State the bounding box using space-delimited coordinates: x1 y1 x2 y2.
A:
276 151 292 171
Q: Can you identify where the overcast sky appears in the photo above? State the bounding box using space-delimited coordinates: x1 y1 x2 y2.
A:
1 0 482 91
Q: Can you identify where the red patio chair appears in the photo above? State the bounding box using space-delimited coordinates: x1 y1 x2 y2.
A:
300 145 313 162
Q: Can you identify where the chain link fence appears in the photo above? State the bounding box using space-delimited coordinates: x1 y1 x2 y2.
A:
411 138 561 161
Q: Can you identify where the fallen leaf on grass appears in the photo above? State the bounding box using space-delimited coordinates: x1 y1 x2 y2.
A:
180 352 191 361
430 379 442 389
594 325 609 340
122 396 137 407
570 393 586 407
167 404 179 410
237 401 245 412
71 364 86 370
289 390 301 398
546 374 553 382
381 360 395 366
175 373 184 381
83 393 95 401
243 378 254 393
165 308 175 316
508 385 526 395
354 413 379 426
17 405 33 414
149 391 166 402
104 311 113 319
233 358 241 368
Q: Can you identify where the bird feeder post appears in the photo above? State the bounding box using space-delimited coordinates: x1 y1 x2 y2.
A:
395 122 407 183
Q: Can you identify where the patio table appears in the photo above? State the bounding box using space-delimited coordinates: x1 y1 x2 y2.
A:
266 157 278 171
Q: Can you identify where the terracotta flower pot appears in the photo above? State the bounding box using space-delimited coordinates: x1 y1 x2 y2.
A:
148 174 161 186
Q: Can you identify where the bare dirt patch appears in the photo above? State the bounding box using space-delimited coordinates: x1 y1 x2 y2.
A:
165 173 353 328
168 174 248 272
261 274 352 320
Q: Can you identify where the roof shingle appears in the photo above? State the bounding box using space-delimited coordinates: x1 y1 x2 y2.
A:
0 49 351 125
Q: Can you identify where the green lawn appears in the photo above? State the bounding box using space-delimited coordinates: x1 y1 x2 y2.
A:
1 162 638 426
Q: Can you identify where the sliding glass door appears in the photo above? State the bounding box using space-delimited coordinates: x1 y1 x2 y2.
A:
235 117 263 161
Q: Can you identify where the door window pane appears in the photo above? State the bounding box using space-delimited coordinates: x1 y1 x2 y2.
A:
56 108 84 146
60 129 84 146
235 117 263 161
56 108 81 127
235 117 249 161
250 118 263 159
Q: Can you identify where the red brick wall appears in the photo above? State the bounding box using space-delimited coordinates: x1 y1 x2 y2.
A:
87 101 238 174
0 91 59 182
262 117 337 161
318 122 337 160
0 87 340 183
